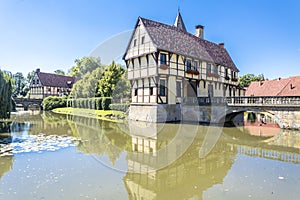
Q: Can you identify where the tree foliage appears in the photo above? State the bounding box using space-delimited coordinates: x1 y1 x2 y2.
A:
71 65 106 98
112 70 131 101
0 70 13 119
238 73 265 88
54 69 65 75
68 56 101 78
12 72 27 97
97 62 125 97
42 96 67 111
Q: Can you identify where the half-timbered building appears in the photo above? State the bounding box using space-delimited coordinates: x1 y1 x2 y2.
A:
123 11 243 122
29 68 76 99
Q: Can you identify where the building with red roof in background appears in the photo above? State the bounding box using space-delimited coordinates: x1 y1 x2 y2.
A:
246 76 300 97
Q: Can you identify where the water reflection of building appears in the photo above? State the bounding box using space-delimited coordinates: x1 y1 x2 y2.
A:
243 111 280 136
124 122 236 200
67 115 131 165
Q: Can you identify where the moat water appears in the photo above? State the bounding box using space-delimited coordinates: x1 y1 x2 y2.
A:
0 111 300 200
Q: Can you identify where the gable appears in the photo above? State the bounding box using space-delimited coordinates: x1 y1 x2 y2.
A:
30 74 42 87
124 18 157 60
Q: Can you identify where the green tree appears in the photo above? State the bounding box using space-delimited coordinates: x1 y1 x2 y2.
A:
68 56 101 78
97 62 125 97
12 72 27 97
0 70 13 119
70 65 106 98
238 73 265 88
54 69 65 75
23 70 36 97
112 69 131 101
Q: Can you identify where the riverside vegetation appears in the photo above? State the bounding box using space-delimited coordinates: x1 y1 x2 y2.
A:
40 57 131 120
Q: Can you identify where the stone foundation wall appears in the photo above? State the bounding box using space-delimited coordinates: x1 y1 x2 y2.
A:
129 103 228 124
273 110 300 129
129 104 181 123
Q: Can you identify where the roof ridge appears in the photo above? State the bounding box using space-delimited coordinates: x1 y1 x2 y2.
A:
141 17 235 54
39 71 73 78
138 17 238 71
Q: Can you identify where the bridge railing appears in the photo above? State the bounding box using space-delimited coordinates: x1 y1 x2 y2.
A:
227 96 300 107
182 97 227 105
182 96 300 107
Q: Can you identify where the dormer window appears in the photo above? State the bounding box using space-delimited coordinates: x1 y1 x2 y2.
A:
160 53 167 65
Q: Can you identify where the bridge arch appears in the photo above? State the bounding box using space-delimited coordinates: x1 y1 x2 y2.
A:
13 98 43 111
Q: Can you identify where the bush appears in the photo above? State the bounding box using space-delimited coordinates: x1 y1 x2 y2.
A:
95 98 102 110
50 97 113 110
42 96 67 111
102 97 112 110
109 103 130 112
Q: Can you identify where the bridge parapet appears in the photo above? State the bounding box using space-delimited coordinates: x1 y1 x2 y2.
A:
227 96 300 107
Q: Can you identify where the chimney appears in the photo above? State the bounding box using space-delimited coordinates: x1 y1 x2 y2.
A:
195 25 204 39
219 43 225 48
36 68 40 73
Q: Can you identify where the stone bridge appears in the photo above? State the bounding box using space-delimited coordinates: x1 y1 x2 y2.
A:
182 96 300 129
226 96 300 129
13 98 43 110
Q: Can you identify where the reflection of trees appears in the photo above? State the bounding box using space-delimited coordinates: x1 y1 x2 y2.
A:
11 112 73 136
124 125 237 200
0 134 14 181
0 155 13 180
0 122 11 133
67 115 131 166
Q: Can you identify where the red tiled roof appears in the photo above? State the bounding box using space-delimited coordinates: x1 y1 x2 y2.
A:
246 76 300 96
138 17 239 71
38 72 76 88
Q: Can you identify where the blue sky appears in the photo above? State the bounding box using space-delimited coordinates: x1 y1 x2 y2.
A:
0 0 299 79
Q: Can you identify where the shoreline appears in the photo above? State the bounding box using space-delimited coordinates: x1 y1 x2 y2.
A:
52 107 126 123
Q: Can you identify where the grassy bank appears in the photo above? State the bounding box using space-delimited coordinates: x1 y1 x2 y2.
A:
52 107 126 122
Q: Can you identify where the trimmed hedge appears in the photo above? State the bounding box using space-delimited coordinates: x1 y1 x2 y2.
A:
102 97 112 110
66 97 113 110
109 103 130 112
